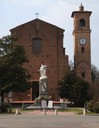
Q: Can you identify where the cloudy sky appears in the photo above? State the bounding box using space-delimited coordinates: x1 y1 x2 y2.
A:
0 0 99 69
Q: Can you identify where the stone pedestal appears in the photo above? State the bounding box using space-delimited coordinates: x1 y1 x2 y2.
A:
39 77 48 98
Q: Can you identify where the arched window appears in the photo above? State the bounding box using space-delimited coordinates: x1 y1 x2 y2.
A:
81 47 85 53
79 19 85 27
32 38 42 53
82 70 85 78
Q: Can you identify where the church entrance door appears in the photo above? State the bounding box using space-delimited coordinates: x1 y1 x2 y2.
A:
32 81 39 100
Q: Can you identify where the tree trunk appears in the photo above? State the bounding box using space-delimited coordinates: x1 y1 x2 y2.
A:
0 91 4 105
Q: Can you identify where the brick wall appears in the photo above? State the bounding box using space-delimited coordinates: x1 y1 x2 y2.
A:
10 19 68 100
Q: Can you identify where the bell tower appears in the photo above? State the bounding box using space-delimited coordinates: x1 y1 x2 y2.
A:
71 4 92 83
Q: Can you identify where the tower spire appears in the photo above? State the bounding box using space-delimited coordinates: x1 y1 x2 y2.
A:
79 2 84 11
81 2 82 6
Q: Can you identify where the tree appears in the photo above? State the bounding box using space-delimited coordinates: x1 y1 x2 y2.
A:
58 69 76 101
91 65 99 101
93 81 99 101
58 69 90 107
0 35 31 103
91 65 99 82
72 78 90 106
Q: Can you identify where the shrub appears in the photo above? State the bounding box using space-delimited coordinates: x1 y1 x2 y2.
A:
86 100 94 112
0 103 10 113
0 103 12 113
93 102 99 113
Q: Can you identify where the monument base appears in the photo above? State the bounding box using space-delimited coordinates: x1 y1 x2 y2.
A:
39 77 48 99
38 94 49 99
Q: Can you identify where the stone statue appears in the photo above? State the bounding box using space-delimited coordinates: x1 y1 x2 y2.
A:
38 64 48 98
39 64 47 78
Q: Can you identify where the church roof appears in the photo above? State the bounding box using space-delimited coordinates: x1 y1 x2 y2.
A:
10 18 64 32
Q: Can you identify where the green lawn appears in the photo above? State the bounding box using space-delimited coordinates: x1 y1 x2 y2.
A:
59 107 99 115
59 107 83 114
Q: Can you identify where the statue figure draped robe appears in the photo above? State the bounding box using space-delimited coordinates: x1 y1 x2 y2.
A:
38 64 48 98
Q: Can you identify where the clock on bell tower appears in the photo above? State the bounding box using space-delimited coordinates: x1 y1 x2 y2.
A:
71 4 92 83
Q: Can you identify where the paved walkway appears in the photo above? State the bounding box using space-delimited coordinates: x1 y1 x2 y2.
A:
0 110 99 128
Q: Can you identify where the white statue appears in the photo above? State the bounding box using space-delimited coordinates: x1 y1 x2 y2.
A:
39 64 47 78
38 64 48 97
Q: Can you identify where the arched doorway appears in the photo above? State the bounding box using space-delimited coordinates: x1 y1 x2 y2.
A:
32 81 39 100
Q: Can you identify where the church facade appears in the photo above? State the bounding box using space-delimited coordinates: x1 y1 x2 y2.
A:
10 4 92 101
10 18 68 100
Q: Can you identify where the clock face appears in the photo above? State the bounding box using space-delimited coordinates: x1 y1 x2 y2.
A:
80 38 86 45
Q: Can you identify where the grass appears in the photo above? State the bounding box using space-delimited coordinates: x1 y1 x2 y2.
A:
59 107 99 115
85 111 99 115
10 107 83 115
59 107 83 114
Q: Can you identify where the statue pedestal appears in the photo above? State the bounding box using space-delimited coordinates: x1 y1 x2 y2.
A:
39 77 48 99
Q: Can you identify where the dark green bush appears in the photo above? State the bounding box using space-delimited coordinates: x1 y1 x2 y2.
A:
86 100 94 112
0 103 9 113
93 102 99 113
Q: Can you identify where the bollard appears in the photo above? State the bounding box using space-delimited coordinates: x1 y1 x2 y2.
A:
22 103 25 110
55 109 58 115
15 109 19 115
43 109 46 115
83 108 86 115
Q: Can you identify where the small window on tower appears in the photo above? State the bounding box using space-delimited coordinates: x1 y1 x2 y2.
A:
81 47 84 53
32 38 42 54
82 71 85 78
80 19 85 27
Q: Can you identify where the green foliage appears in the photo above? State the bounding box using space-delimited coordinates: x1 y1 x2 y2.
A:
58 69 90 107
0 102 9 113
85 100 99 113
85 100 94 112
73 79 90 106
93 102 99 113
91 65 99 82
59 69 76 101
0 35 31 94
91 70 96 83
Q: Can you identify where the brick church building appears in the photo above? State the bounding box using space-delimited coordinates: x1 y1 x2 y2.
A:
10 18 68 101
10 4 92 101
